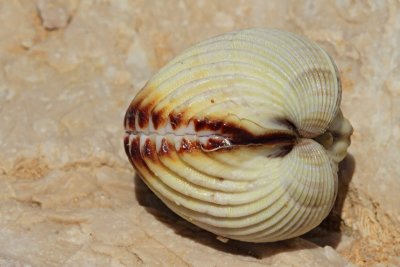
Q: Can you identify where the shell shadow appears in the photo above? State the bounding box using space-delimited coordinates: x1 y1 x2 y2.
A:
133 153 355 258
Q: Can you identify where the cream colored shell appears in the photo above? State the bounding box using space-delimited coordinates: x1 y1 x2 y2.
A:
124 28 353 243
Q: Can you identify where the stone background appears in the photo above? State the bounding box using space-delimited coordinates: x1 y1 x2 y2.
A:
0 0 399 266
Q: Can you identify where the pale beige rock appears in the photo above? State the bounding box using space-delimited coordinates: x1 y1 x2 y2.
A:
0 0 399 266
37 0 78 31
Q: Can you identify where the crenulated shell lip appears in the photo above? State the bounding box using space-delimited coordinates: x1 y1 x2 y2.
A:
124 112 298 157
124 28 353 243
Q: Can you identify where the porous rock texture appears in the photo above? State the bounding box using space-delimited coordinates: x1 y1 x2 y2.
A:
0 1 399 266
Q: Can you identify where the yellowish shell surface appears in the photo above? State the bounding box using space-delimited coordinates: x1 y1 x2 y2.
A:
124 28 353 243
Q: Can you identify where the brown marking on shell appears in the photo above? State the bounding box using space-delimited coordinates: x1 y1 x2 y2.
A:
193 118 207 131
193 118 226 132
124 104 136 131
124 134 159 184
201 137 233 151
124 91 147 129
178 138 200 153
193 118 293 144
152 110 164 130
161 117 296 154
143 138 157 161
125 95 158 129
126 114 298 167
221 123 296 147
125 116 297 162
197 136 294 158
138 107 149 128
169 112 184 130
159 138 172 155
275 118 298 134
126 135 146 167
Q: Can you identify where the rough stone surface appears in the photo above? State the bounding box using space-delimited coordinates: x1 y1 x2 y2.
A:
0 1 399 266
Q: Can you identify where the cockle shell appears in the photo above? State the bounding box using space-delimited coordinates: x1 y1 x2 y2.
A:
124 28 353 243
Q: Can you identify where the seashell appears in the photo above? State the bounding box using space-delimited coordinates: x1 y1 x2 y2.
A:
123 28 353 243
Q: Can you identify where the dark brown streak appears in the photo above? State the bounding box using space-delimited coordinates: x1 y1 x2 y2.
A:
143 138 157 161
179 138 200 153
126 135 145 167
222 124 295 146
193 118 297 145
138 108 149 129
169 113 183 130
125 114 298 160
152 111 164 130
274 118 300 136
193 118 223 132
199 137 232 152
160 138 171 155
125 100 158 130
124 104 136 131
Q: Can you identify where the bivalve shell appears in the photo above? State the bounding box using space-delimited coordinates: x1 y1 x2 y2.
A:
124 28 353 243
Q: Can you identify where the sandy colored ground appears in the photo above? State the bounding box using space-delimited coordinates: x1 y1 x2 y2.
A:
0 1 399 266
